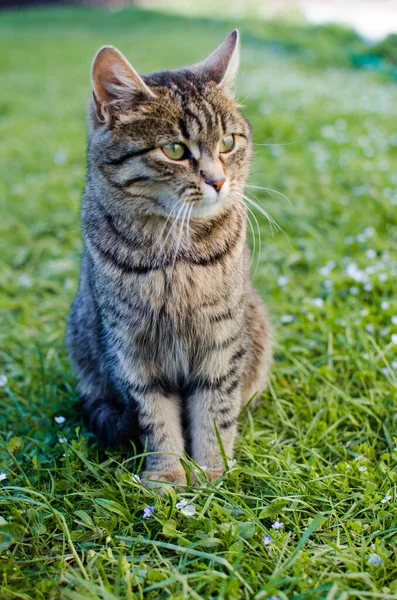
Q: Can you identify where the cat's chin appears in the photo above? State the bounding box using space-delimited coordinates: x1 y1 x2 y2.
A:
188 200 229 219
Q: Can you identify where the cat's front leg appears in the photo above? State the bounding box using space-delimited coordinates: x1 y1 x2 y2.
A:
187 384 242 482
125 386 186 487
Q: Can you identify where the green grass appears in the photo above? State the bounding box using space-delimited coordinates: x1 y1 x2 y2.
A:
1 6 397 599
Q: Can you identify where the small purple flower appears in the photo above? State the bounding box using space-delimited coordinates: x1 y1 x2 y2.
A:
176 499 195 516
262 533 272 546
368 553 383 566
143 505 154 518
181 504 195 516
271 521 284 530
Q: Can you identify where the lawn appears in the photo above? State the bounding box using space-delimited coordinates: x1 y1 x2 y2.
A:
1 5 397 599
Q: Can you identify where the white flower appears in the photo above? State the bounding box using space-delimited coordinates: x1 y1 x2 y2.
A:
130 473 141 483
392 334 397 344
346 263 367 283
271 520 284 530
227 459 235 468
350 286 359 295
262 533 272 546
362 353 370 360
280 315 294 324
310 298 324 308
0 473 7 482
18 274 33 287
53 149 67 165
0 375 7 387
391 316 397 325
364 283 373 291
381 301 390 310
277 275 290 286
345 236 354 245
319 260 335 276
366 249 376 259
391 361 397 370
363 226 375 238
365 325 375 334
200 464 208 471
378 273 389 282
176 499 189 509
381 494 392 503
58 437 67 444
368 553 383 566
54 416 66 424
358 465 367 472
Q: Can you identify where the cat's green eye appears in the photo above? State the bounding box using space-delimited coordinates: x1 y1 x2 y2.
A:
162 142 188 161
219 134 235 154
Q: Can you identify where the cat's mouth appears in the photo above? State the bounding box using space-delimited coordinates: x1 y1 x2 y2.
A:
186 179 230 218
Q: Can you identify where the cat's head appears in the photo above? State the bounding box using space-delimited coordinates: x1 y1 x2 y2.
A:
89 30 251 219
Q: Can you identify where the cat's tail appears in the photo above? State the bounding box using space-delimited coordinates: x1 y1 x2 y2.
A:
80 395 141 449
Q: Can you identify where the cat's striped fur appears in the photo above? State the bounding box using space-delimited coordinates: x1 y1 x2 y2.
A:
67 31 272 485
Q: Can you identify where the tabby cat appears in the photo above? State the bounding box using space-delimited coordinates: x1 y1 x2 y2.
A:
67 30 272 486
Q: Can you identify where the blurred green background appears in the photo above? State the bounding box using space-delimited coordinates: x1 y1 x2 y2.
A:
1 3 397 599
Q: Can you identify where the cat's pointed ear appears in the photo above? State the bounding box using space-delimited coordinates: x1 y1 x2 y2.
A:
198 30 240 90
91 46 155 122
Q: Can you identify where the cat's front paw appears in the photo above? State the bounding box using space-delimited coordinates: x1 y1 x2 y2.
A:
141 467 187 491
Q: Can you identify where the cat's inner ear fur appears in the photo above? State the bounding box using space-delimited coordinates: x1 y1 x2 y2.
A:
91 46 155 122
197 29 240 90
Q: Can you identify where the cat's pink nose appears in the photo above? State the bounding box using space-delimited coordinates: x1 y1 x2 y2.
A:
206 177 226 192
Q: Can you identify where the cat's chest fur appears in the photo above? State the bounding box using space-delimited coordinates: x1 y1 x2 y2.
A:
97 254 244 340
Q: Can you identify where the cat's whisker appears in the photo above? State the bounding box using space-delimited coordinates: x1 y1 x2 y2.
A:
244 187 289 238
230 194 261 275
253 142 297 147
159 204 185 251
244 196 286 239
158 201 187 258
171 203 189 271
244 202 262 275
185 202 194 245
158 202 180 239
242 187 275 235
245 184 292 207
232 197 255 264
233 189 287 239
